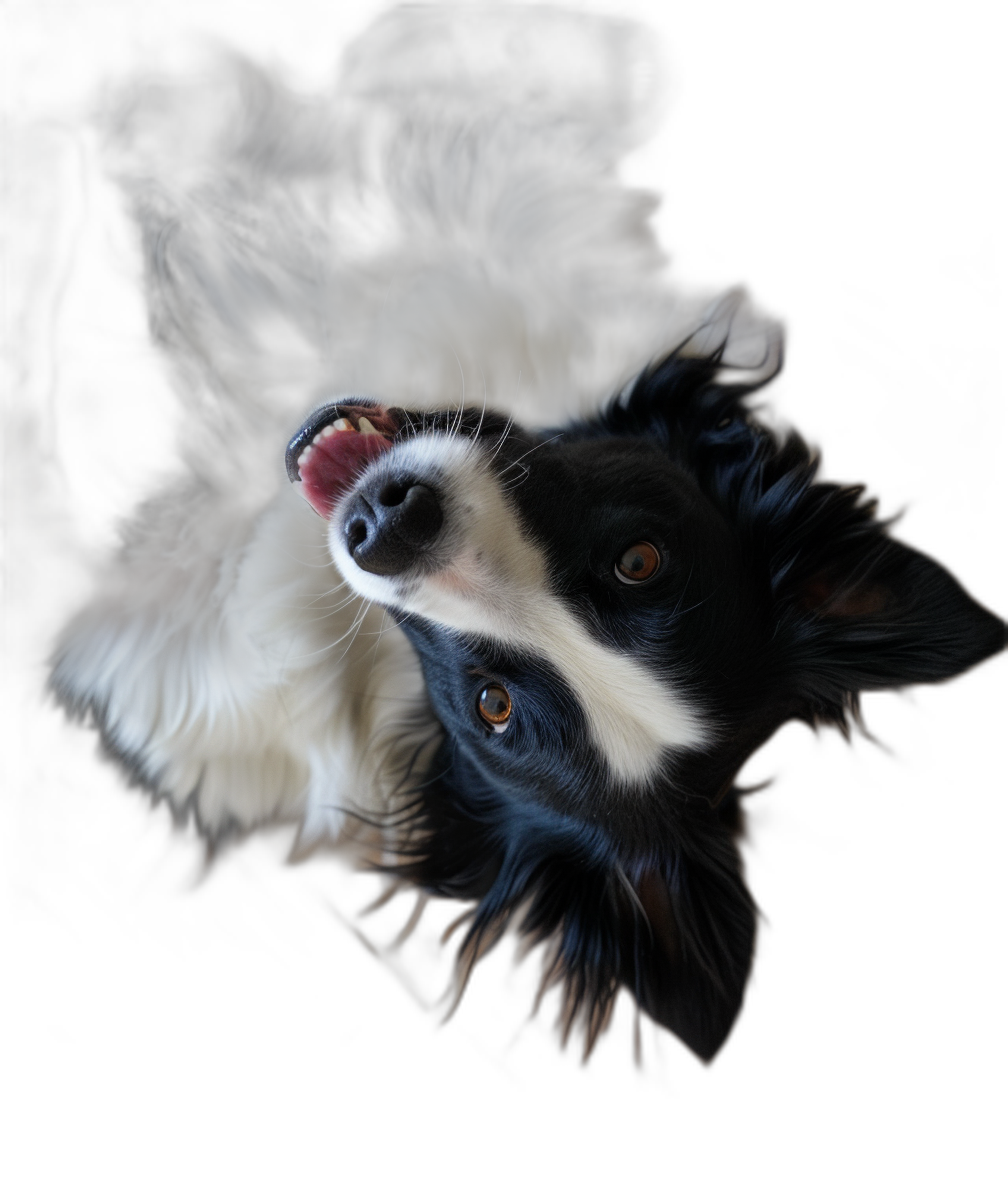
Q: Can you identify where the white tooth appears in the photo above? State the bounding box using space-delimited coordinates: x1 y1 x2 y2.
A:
320 424 336 437
312 433 322 444
297 446 313 467
358 416 378 435
333 417 355 432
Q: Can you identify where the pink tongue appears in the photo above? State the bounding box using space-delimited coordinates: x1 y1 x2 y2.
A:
300 432 393 518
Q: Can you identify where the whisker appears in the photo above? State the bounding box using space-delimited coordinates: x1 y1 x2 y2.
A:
474 364 488 442
291 599 373 661
497 433 562 477
449 346 466 439
369 608 392 679
484 368 526 459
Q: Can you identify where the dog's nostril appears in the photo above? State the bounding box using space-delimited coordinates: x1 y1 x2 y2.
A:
345 517 368 553
397 484 443 543
345 480 443 577
377 480 411 508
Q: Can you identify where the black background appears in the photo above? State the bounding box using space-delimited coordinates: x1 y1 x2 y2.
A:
3 0 1004 1160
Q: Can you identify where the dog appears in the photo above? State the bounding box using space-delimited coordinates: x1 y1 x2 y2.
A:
49 7 1005 1061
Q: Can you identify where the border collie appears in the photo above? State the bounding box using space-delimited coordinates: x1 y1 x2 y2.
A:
49 7 1005 1061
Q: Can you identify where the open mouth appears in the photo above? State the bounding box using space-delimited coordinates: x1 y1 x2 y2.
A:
286 401 402 518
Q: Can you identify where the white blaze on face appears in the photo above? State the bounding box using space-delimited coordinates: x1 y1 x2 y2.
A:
330 434 707 786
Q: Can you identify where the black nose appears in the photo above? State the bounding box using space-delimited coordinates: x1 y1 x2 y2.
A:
342 475 444 576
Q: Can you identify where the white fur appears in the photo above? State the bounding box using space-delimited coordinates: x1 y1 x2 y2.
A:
52 7 772 839
343 2 668 152
52 489 430 841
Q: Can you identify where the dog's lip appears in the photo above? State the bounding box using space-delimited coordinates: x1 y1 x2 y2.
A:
286 400 404 519
285 399 402 483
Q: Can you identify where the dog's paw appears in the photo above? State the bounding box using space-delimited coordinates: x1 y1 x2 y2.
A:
343 1 672 150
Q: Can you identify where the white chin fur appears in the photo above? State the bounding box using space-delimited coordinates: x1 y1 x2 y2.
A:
331 434 707 786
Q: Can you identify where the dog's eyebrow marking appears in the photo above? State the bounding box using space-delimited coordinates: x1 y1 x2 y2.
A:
332 435 707 785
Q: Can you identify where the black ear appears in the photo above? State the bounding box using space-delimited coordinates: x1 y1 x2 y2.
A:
396 753 756 1061
620 823 756 1062
767 487 1004 705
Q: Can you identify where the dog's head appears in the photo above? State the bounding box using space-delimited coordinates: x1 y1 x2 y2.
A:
287 338 1005 1060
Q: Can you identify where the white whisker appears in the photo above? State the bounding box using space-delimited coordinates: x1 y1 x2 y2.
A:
497 434 562 477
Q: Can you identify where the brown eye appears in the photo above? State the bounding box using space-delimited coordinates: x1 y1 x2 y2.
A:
615 541 661 584
477 684 512 732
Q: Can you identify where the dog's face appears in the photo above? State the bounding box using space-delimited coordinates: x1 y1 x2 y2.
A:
288 347 1005 1059
287 369 758 812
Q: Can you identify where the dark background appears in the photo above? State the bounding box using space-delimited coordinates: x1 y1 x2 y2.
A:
3 0 1004 1160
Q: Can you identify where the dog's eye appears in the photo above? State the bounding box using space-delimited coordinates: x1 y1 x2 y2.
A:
477 684 512 732
615 542 660 584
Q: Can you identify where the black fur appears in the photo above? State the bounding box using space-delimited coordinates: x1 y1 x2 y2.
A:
387 343 1005 1060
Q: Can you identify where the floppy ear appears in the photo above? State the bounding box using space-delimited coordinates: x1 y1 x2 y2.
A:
621 825 756 1062
779 529 1005 702
397 749 756 1060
